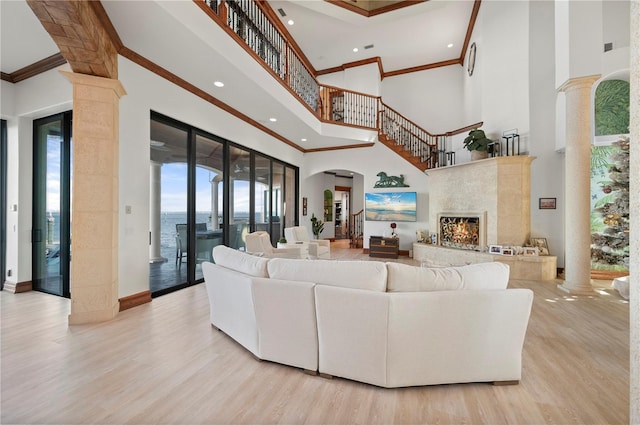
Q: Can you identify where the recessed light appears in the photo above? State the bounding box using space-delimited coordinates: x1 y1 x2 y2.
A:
353 48 359 53
287 19 294 25
447 43 453 48
269 118 277 122
214 81 224 87
301 138 307 142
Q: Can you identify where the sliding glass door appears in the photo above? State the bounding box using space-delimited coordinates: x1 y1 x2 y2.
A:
32 112 72 297
149 112 299 296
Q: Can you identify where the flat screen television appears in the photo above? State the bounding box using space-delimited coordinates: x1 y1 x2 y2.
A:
365 191 417 222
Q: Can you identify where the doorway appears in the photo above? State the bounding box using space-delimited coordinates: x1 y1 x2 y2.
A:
32 112 72 297
1 120 6 290
334 187 350 240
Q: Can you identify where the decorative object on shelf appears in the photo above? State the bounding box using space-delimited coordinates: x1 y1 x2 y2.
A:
373 172 409 188
390 222 397 237
310 213 324 239
501 247 514 256
467 42 476 76
489 245 503 254
463 128 493 160
539 197 556 209
529 237 549 256
502 129 520 156
430 234 437 244
523 247 539 256
416 230 428 243
278 237 287 244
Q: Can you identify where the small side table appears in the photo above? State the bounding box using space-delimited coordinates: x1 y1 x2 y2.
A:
369 236 399 259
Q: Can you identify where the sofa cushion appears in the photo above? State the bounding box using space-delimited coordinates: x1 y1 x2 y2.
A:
212 245 269 278
386 262 464 292
452 262 510 290
267 258 388 292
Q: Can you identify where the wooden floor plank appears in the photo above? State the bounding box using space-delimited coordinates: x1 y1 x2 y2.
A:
1 240 629 424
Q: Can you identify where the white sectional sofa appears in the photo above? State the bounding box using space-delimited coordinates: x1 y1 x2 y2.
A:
202 245 534 388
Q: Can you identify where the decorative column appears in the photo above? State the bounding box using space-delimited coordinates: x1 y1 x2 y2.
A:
149 161 166 263
558 75 600 294
61 71 126 324
210 174 223 229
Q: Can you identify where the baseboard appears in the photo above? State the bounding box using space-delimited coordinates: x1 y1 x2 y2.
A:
2 280 32 293
119 290 152 311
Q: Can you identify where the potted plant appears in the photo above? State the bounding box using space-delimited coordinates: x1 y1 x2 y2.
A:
277 236 287 248
310 213 324 239
463 128 493 160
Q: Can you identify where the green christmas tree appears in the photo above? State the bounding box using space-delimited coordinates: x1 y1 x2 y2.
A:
591 137 630 269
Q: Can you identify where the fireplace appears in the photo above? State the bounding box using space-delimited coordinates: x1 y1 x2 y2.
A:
437 212 486 251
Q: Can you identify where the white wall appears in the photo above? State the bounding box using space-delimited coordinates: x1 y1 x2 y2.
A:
528 0 566 266
381 66 464 134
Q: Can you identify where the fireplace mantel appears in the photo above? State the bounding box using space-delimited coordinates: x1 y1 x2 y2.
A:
426 156 535 247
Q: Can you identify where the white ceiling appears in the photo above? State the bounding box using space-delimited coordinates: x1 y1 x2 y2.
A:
1 0 474 150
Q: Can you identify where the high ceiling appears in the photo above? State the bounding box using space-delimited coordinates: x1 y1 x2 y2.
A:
1 0 476 150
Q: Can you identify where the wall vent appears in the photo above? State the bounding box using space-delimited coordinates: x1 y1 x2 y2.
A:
364 44 374 50
277 8 286 17
604 42 613 52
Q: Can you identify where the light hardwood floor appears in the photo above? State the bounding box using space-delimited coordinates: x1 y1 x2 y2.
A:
1 240 630 424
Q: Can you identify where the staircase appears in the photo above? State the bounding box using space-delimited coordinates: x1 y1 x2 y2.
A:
200 0 482 171
349 209 364 249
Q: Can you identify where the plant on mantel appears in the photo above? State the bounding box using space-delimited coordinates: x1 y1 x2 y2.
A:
463 128 494 160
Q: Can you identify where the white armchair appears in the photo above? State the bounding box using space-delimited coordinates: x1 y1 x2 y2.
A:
245 231 304 258
284 226 331 259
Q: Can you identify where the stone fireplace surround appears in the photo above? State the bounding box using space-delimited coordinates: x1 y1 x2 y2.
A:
415 156 557 280
427 156 534 248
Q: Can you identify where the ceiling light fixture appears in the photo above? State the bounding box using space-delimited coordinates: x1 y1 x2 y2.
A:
269 117 277 122
214 81 224 87
301 138 307 142
287 19 294 25
447 43 454 48
353 47 359 52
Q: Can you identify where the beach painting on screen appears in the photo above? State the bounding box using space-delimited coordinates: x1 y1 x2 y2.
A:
365 192 417 222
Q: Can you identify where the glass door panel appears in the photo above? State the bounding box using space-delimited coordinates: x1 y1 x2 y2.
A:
194 133 224 280
254 154 271 241
149 117 189 295
33 112 71 297
284 166 296 230
271 162 284 245
229 146 250 249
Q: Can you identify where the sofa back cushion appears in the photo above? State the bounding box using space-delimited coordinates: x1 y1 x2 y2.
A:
212 245 269 278
452 262 510 290
386 262 464 292
386 261 510 292
268 258 388 292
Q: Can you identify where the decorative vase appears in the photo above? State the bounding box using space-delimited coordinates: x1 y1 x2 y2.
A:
471 150 488 161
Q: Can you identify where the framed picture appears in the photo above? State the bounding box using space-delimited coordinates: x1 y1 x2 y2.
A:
523 247 539 256
530 237 549 256
539 197 556 209
302 197 307 216
501 248 514 256
489 244 502 254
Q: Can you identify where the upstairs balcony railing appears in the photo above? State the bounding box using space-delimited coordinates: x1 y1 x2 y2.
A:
200 0 477 169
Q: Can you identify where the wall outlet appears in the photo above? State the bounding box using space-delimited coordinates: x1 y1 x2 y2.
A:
7 269 12 277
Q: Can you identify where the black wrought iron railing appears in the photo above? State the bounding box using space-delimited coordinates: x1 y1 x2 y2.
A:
199 0 478 170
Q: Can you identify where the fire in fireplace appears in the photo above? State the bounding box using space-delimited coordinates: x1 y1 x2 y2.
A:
437 213 486 250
